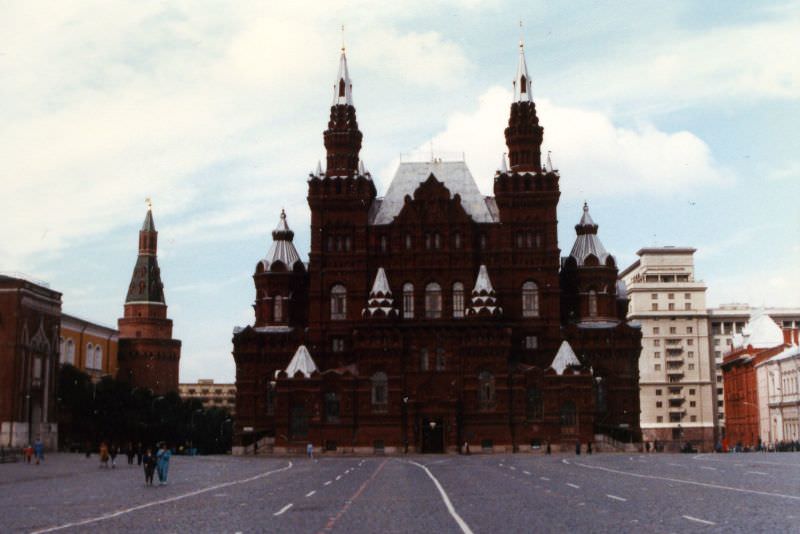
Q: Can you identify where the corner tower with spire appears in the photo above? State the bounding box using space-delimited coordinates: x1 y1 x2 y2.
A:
117 203 182 395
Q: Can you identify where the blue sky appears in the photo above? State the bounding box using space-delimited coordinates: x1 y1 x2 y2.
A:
2 1 798 382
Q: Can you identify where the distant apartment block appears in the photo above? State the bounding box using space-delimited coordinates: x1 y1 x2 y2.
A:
179 379 236 414
621 247 715 449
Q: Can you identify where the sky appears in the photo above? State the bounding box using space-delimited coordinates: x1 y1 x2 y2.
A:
2 1 798 382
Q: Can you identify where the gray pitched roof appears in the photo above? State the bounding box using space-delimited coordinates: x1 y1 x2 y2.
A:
569 203 612 266
261 210 302 270
370 161 497 225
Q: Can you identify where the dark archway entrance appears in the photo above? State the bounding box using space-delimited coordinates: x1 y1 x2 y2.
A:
421 417 444 453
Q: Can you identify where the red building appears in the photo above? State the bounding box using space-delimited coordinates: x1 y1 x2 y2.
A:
722 311 792 449
233 43 642 454
117 206 181 395
0 275 62 448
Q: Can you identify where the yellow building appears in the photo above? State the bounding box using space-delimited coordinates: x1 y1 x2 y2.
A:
179 379 236 414
60 314 119 379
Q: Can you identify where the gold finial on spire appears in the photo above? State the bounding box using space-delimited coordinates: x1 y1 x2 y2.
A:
145 197 152 210
519 20 524 49
341 24 346 52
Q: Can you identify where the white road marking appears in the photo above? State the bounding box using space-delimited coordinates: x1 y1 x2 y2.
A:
572 461 800 501
324 480 332 486
566 483 581 489
700 466 716 471
523 470 532 475
408 460 474 534
274 503 293 516
746 471 768 475
562 459 571 465
606 494 627 502
667 463 683 467
683 515 716 525
540 477 550 481
509 466 516 471
305 490 316 497
30 461 294 534
498 463 504 467
336 475 342 480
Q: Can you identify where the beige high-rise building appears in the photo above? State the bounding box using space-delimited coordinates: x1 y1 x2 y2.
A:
620 247 715 450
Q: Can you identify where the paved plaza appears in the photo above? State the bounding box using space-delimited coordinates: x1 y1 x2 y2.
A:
1 451 799 533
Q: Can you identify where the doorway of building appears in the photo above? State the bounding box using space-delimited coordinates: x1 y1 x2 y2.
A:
421 417 444 453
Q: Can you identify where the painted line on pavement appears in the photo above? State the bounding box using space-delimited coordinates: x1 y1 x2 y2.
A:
540 476 550 481
683 515 716 525
336 475 342 480
306 490 316 497
322 458 388 532
408 460 474 534
570 460 800 501
509 466 516 471
274 503 293 516
696 456 800 469
523 470 531 475
324 480 332 486
699 466 716 471
566 483 580 489
606 494 627 502
667 463 683 467
31 461 294 534
746 471 768 475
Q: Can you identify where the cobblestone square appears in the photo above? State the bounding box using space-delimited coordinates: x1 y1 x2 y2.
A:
2 452 798 533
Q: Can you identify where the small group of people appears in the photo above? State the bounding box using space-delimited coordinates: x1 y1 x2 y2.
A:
142 443 172 486
23 438 45 465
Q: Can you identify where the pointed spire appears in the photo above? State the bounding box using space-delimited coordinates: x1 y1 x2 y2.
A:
285 345 318 378
499 153 508 173
550 341 581 375
513 36 533 102
579 202 596 227
546 150 554 172
569 202 611 266
333 48 354 106
363 267 397 318
467 265 502 316
315 160 323 177
126 204 165 304
263 209 301 270
358 159 366 176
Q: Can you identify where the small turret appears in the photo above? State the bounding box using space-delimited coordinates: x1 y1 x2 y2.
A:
324 48 363 178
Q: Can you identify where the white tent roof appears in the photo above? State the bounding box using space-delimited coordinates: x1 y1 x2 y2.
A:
738 309 784 349
550 341 581 375
285 345 318 378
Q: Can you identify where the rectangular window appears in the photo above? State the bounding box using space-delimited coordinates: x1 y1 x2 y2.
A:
688 364 695 370
684 303 691 310
690 415 697 422
655 364 661 371
668 293 674 299
419 348 429 371
654 351 661 358
653 327 660 334
655 389 662 396
657 416 663 423
332 338 345 353
686 326 693 334
651 293 658 300
687 339 693 346
714 339 720 346
653 339 661 347
688 351 694 358
668 303 675 311
525 335 538 350
656 401 663 408
689 401 696 407
684 293 691 300
669 327 676 334
689 389 696 395
652 303 658 311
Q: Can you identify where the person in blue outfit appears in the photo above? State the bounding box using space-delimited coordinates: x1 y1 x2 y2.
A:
33 437 44 465
156 442 172 485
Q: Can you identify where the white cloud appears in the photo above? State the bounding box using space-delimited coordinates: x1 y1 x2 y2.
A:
380 86 728 199
559 9 800 110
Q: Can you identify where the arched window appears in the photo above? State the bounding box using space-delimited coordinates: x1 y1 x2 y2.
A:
273 296 283 322
345 236 352 251
371 372 388 411
327 236 334 251
66 339 75 365
380 235 388 253
588 290 598 317
434 233 441 249
419 348 429 371
480 234 487 249
452 282 465 318
595 377 607 413
425 233 432 250
435 348 445 371
425 282 442 319
522 281 539 317
331 284 347 320
94 346 103 370
403 283 414 319
405 234 412 250
560 401 576 427
478 371 495 409
526 387 543 420
59 337 65 364
265 381 276 415
86 343 94 369
516 233 524 248
453 232 462 249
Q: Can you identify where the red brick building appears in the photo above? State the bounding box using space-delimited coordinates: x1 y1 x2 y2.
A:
0 275 62 448
117 207 181 395
232 44 642 454
722 311 792 449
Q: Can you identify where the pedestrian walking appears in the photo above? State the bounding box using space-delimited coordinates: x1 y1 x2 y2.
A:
306 442 314 459
24 444 33 464
463 441 470 455
136 442 143 465
156 442 172 485
587 442 592 455
33 437 44 464
143 448 157 486
575 441 581 455
126 443 135 465
110 444 118 469
545 441 551 455
99 442 110 468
